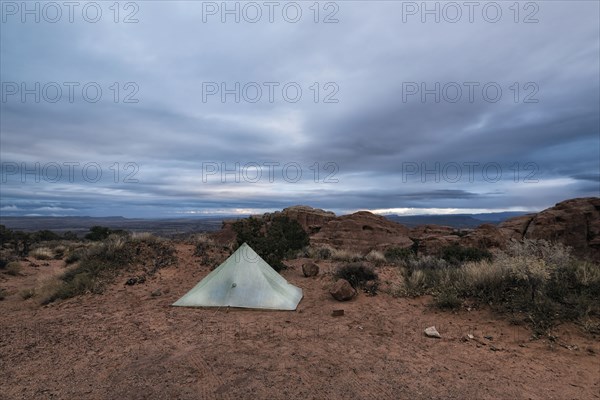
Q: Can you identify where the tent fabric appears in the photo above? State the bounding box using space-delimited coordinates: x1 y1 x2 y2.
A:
173 243 303 310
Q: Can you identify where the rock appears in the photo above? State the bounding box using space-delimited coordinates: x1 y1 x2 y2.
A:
516 197 600 261
151 289 162 297
332 309 344 317
329 279 356 301
280 205 336 233
460 224 509 250
410 225 461 256
424 326 441 338
302 262 319 277
312 211 413 253
125 277 138 286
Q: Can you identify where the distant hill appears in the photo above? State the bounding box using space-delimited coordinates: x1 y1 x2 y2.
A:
0 211 532 234
385 212 530 228
0 216 229 236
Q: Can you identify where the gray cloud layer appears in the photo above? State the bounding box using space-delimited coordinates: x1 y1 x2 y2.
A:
1 1 598 217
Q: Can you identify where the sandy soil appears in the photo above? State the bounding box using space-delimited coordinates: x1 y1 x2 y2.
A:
1 244 599 400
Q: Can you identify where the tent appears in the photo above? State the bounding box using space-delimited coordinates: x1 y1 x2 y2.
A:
173 243 303 310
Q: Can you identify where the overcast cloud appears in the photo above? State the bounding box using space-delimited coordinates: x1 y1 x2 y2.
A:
1 1 598 217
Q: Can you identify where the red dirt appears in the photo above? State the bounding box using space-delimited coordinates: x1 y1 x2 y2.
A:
1 244 599 400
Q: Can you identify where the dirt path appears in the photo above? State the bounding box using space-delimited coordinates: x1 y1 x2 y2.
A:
1 244 598 399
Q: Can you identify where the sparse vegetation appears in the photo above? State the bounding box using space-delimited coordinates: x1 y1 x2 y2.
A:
393 239 600 333
43 233 176 304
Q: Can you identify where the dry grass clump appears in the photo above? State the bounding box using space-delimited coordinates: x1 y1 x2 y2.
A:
365 250 386 264
30 247 53 260
4 261 22 276
130 232 161 243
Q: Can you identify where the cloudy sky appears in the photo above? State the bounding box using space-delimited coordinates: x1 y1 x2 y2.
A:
1 1 598 217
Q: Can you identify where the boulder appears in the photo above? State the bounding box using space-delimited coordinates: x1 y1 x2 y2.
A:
330 279 356 301
302 262 319 277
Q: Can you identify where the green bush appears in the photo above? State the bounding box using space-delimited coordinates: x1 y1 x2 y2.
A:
384 247 414 263
434 288 462 310
335 263 379 290
232 215 309 271
85 226 126 241
441 244 492 265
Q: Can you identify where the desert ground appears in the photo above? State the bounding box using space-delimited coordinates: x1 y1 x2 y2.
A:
1 242 598 400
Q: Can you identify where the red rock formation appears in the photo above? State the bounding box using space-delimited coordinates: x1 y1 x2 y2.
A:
311 211 413 254
500 197 600 260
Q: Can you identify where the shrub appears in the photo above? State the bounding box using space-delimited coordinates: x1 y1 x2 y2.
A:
53 245 67 259
62 231 79 241
30 247 53 260
406 255 449 271
434 288 462 310
65 248 86 264
232 216 309 271
335 263 379 290
193 234 215 256
366 250 386 263
20 288 35 300
32 230 61 242
314 246 333 260
441 244 492 265
4 261 22 276
85 226 125 241
384 247 414 263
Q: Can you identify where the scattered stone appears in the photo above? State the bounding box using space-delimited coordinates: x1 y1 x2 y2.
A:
424 326 441 339
490 345 500 351
125 277 138 286
461 333 474 342
332 309 344 317
519 343 527 348
329 279 355 301
151 289 162 297
302 262 319 277
484 335 493 340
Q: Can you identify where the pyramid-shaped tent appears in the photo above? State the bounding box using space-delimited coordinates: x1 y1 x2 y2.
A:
173 243 303 310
